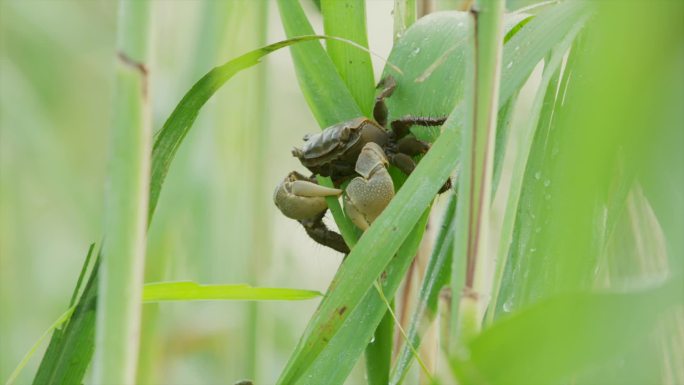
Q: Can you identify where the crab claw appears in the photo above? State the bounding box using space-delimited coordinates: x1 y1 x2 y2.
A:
343 143 395 231
273 171 342 220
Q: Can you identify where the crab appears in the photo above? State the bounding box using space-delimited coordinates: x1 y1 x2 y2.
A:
273 76 448 254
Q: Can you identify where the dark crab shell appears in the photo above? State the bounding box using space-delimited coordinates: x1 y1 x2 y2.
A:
292 117 389 178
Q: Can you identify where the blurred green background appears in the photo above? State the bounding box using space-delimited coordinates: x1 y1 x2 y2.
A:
2 1 682 384
0 1 400 383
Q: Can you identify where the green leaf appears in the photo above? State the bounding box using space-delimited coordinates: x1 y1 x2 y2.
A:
321 0 375 116
142 281 322 302
5 307 75 385
276 0 362 128
32 256 100 385
298 209 431 384
453 280 682 385
390 192 457 385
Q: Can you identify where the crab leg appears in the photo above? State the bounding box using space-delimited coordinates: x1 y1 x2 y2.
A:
390 116 447 138
299 212 350 254
373 75 397 127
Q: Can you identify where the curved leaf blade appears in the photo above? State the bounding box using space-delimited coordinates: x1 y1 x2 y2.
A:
148 35 333 221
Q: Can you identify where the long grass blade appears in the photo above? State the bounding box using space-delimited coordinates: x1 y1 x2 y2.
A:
4 307 76 385
142 282 323 302
296 209 432 384
148 35 340 222
390 192 457 385
321 0 375 116
486 19 585 326
32 257 101 385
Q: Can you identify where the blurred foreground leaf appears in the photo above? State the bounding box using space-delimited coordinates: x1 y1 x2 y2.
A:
454 280 682 385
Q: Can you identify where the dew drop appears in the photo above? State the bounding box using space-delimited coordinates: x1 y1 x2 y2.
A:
411 47 421 56
503 298 514 312
369 336 376 344
534 171 541 180
506 61 513 69
544 179 551 187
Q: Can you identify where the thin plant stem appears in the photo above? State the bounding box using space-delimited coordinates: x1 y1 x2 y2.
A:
450 0 505 354
92 1 152 383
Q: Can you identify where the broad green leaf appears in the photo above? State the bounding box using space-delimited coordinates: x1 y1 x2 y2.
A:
142 282 322 302
453 280 682 385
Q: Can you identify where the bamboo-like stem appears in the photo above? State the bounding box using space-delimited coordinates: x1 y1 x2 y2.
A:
450 0 504 354
93 1 152 384
245 1 270 379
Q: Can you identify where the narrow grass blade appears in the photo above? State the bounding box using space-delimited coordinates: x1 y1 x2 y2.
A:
364 306 394 385
4 307 75 385
32 257 101 385
321 0 375 116
486 20 585 325
298 209 432 384
390 192 457 385
276 0 362 127
142 282 322 302
498 1 587 105
148 35 337 221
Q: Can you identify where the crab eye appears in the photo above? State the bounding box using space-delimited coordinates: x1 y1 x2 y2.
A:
339 127 350 141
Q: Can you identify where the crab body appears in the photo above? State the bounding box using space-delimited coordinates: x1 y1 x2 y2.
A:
273 76 448 254
292 117 388 179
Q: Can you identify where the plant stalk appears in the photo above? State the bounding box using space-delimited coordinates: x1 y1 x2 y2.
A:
450 0 504 354
93 1 152 383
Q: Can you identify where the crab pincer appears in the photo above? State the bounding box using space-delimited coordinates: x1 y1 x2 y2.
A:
273 171 342 221
343 143 395 231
